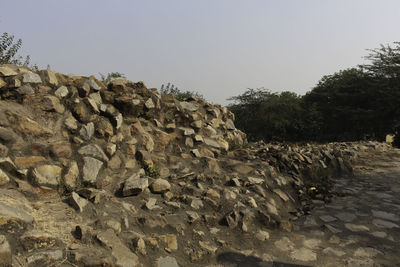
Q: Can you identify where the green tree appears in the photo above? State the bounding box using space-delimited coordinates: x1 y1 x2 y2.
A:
0 32 30 65
362 42 400 139
303 68 377 140
228 88 313 141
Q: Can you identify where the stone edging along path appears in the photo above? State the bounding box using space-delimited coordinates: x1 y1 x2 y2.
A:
214 146 400 267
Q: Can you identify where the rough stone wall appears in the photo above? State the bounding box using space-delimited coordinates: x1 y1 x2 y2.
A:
0 64 384 266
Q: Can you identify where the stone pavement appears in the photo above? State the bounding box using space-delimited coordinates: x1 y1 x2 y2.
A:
216 148 400 267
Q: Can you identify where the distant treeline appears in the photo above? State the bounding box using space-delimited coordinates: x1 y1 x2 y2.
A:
228 42 400 145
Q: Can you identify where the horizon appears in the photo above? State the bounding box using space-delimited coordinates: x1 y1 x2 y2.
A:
1 0 399 105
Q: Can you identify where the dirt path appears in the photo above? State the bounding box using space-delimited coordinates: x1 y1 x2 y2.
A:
215 148 400 267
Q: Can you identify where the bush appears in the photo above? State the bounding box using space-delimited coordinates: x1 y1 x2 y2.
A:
160 83 203 101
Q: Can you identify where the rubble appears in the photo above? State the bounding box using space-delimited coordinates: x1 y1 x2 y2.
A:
0 64 391 266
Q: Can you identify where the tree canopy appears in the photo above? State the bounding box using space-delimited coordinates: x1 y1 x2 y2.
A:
228 41 400 143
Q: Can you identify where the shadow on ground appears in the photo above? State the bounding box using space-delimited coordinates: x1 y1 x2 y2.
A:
217 252 311 267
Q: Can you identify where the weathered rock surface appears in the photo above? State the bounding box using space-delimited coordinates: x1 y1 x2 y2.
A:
0 64 397 266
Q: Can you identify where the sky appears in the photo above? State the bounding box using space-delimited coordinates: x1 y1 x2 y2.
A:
1 0 399 105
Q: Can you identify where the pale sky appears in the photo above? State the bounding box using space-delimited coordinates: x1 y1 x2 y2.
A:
1 0 399 105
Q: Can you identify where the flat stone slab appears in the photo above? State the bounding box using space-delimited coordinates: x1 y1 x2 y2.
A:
372 219 399 229
335 212 357 222
290 248 317 262
372 210 400 222
344 223 370 232
319 215 337 223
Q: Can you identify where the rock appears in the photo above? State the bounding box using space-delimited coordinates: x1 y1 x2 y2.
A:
150 179 171 193
20 230 56 251
96 229 139 267
186 211 200 224
78 144 108 162
180 101 199 112
233 164 253 175
0 158 16 173
319 215 337 223
372 219 399 228
98 218 122 234
114 113 123 129
322 247 346 257
290 248 317 262
159 234 178 251
142 133 154 152
179 127 195 136
0 235 12 266
0 202 34 224
26 250 63 265
0 144 8 158
255 230 270 241
274 237 295 251
13 115 53 136
225 119 235 130
82 157 103 185
42 95 65 113
206 189 220 199
17 84 35 95
190 149 201 158
372 210 400 222
199 241 218 253
344 223 370 232
108 155 121 169
145 98 155 109
191 199 204 210
88 78 101 91
354 247 382 258
335 212 357 222
203 137 220 148
50 141 72 158
131 237 146 255
64 114 78 131
273 189 290 202
123 175 149 196
106 143 117 156
0 78 5 89
0 65 18 76
80 122 95 140
73 101 91 122
54 85 69 98
64 161 79 190
0 127 18 144
247 177 264 185
40 70 58 85
69 192 88 212
14 156 47 168
0 169 10 186
221 210 240 229
156 256 179 267
32 165 62 187
22 72 42 83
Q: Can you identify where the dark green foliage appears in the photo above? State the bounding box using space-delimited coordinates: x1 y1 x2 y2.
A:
160 83 204 101
229 42 400 143
0 32 31 66
303 68 379 140
228 89 314 141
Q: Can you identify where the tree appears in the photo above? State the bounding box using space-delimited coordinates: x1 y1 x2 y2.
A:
303 68 377 140
0 32 30 66
361 42 400 138
228 88 313 141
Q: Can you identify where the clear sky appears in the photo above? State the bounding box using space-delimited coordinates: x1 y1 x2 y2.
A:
1 0 399 105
